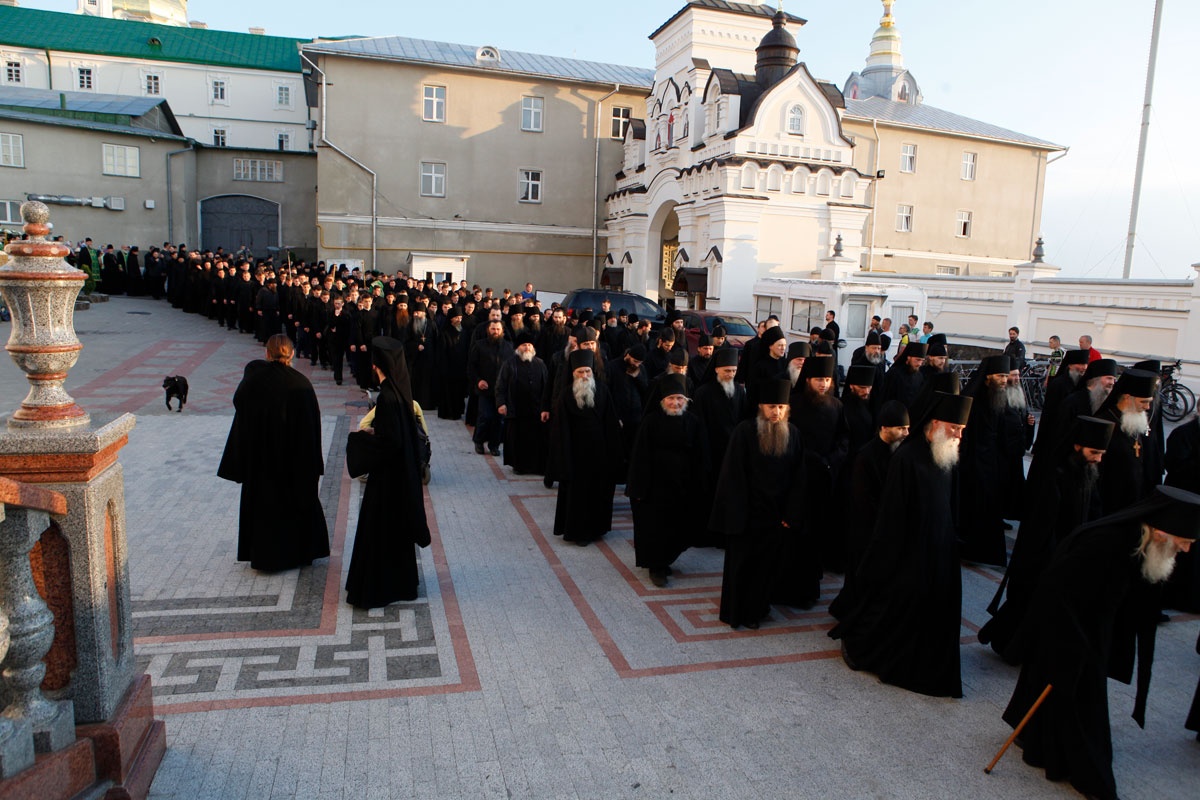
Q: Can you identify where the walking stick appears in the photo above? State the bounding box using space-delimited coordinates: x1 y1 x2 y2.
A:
984 683 1052 774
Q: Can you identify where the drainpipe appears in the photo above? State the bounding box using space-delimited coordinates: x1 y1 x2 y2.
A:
866 118 880 272
166 143 193 244
44 49 53 89
592 83 621 288
301 50 377 271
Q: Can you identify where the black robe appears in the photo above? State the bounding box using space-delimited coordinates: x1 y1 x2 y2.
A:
605 358 649 465
828 436 893 620
1032 371 1078 455
1002 512 1163 800
345 358 431 608
496 355 549 475
218 360 329 571
830 433 963 698
1187 630 1200 739
790 389 849 580
1164 418 1200 612
958 388 1009 567
1096 406 1148 515
877 361 925 409
624 410 711 569
546 383 623 544
404 322 440 410
437 324 468 420
709 419 805 628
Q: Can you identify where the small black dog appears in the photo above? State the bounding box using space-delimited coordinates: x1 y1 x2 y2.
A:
163 375 189 412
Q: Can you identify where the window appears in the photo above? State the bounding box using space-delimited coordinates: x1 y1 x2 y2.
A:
786 104 805 135
846 302 869 339
521 96 544 132
276 85 291 107
211 79 226 102
277 132 290 151
961 151 977 181
754 295 782 322
5 61 22 85
611 106 631 139
956 210 973 238
423 86 445 122
420 162 446 197
790 299 823 335
102 143 139 177
0 199 20 223
77 67 93 90
0 132 23 168
900 143 916 173
145 73 161 95
519 169 542 203
212 128 227 147
233 158 283 182
935 265 961 276
896 204 913 232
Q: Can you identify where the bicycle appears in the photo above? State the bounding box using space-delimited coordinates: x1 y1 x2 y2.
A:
1020 361 1048 412
1159 359 1195 422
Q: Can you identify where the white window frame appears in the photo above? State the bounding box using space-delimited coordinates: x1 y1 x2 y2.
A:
518 169 543 203
274 83 293 109
0 132 24 168
790 299 822 335
76 66 95 91
521 96 544 132
900 143 917 173
210 76 229 105
4 59 23 85
896 204 913 233
786 103 805 136
212 127 227 147
144 72 161 96
935 265 961 276
0 199 21 223
961 151 977 181
233 158 283 182
420 161 446 197
422 85 446 123
275 129 291 151
611 106 631 140
102 143 140 177
956 210 973 238
754 295 782 323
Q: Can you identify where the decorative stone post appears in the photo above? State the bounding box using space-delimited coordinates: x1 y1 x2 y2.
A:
0 202 164 797
0 506 35 777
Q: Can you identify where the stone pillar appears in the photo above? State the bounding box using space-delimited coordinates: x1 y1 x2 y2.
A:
0 203 163 797
1010 237 1060 341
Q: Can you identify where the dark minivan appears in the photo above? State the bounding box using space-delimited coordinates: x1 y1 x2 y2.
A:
560 289 667 329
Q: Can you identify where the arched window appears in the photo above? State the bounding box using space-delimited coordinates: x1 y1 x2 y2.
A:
741 164 758 190
840 173 856 198
898 83 909 102
786 104 805 136
791 167 809 194
816 170 832 196
766 165 784 191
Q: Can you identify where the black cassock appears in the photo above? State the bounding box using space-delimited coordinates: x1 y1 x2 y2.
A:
958 392 1008 567
1188 630 1200 740
692 379 746 546
829 436 893 620
345 358 431 608
830 434 963 698
1096 405 1148 515
546 384 623 544
790 391 849 579
218 360 329 571
625 410 711 569
404 323 440 410
877 362 925 409
1164 418 1200 612
496 355 549 475
1003 511 1163 800
709 420 805 628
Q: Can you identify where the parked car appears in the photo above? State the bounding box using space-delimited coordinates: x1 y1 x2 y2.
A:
559 288 667 329
681 311 756 355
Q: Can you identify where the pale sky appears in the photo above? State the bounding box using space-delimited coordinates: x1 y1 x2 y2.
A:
22 0 1200 280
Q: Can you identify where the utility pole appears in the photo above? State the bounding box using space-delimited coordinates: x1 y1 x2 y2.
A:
1123 0 1165 279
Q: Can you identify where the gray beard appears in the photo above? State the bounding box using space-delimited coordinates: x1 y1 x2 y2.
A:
511 320 524 333
573 376 596 408
866 351 883 365
662 404 686 417
889 438 902 453
930 427 961 472
1069 370 1082 386
1120 408 1149 438
787 363 802 385
719 377 736 399
412 317 427 335
1005 384 1027 411
517 349 534 363
756 417 790 457
1088 382 1110 413
1139 527 1178 583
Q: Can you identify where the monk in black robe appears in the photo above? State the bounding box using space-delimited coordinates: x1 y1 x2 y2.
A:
546 350 623 545
345 337 431 608
1095 369 1159 515
404 306 440 410
744 327 787 413
625 374 711 586
709 380 806 630
1165 416 1200 612
605 345 649 466
979 415 1112 660
958 355 1012 566
496 332 549 475
831 391 972 698
1032 349 1089 455
1047 358 1118 456
218 335 329 572
437 307 468 420
1003 486 1200 800
877 341 927 409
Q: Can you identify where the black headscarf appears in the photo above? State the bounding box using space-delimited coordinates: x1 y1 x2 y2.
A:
371 336 414 410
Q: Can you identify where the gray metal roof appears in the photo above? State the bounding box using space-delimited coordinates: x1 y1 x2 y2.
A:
304 36 654 88
0 107 188 141
844 97 1063 150
0 85 168 117
649 2 805 40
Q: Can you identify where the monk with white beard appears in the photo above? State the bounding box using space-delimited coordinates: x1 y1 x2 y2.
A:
1094 368 1159 515
831 391 973 698
1003 485 1200 800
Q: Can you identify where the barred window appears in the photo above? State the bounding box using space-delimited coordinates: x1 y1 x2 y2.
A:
233 158 283 182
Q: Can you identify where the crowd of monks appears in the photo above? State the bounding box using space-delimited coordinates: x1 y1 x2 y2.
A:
106 245 1199 800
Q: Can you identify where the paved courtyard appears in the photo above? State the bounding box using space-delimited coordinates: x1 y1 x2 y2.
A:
1 296 1197 799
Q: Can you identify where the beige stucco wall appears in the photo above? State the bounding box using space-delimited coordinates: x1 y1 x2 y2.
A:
844 117 1051 276
311 52 646 292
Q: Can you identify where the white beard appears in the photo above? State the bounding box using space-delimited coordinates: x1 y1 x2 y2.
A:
572 375 596 408
756 416 791 457
1005 384 1027 412
719 377 736 399
787 363 802 385
1088 382 1110 413
1139 528 1178 583
1120 408 1149 438
517 349 534 363
866 351 883 365
930 426 961 472
662 403 686 417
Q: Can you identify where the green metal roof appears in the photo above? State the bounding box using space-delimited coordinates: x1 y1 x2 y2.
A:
0 6 304 73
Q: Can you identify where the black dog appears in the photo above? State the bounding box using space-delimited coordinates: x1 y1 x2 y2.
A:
163 375 189 412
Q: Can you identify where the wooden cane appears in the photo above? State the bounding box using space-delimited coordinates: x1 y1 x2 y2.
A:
984 683 1052 774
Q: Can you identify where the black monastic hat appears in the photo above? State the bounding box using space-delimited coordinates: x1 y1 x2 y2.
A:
698 333 713 347
762 326 786 346
904 342 928 359
568 350 595 372
931 392 973 425
1084 358 1119 380
980 355 1011 375
846 365 876 386
1063 349 1090 366
878 400 910 428
1144 486 1200 540
759 379 792 405
626 344 647 361
577 326 599 343
667 346 689 366
927 340 948 357
714 348 739 368
800 356 836 379
660 373 688 398
1072 415 1115 450
1111 368 1158 399
786 341 812 360
865 330 882 346
515 330 536 347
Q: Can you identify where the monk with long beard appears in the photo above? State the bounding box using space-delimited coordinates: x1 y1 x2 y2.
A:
1094 368 1159 515
710 380 806 630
